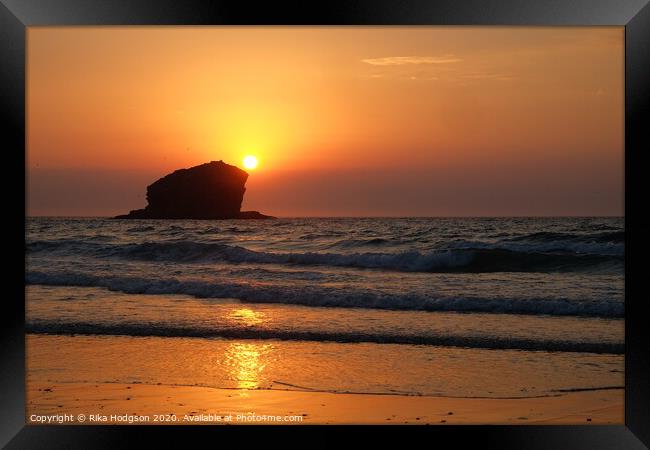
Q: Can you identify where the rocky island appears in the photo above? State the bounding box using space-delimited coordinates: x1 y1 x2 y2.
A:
115 161 273 219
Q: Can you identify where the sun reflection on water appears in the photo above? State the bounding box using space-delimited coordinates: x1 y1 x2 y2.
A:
224 342 272 389
229 307 265 326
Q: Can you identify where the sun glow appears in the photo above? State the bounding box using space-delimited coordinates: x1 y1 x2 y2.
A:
243 155 258 170
224 342 272 390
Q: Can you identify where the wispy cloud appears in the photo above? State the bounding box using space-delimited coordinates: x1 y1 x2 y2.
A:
461 73 517 81
362 55 462 66
362 56 518 84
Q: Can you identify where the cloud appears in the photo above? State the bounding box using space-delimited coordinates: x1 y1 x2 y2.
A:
362 56 462 66
461 73 517 81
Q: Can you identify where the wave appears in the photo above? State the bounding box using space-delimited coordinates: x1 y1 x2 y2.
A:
27 240 622 273
327 230 624 254
446 232 623 257
126 226 155 233
492 231 624 256
26 271 624 318
25 321 624 354
328 237 391 248
507 230 624 244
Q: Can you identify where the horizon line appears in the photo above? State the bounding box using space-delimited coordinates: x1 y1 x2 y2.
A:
26 214 625 219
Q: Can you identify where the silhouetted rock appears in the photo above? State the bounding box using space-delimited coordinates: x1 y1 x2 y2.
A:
237 210 273 219
114 161 274 219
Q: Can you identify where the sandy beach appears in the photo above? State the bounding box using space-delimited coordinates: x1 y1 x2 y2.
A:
25 328 625 426
27 381 623 425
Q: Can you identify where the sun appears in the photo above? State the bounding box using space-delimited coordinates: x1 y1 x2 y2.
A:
243 155 258 170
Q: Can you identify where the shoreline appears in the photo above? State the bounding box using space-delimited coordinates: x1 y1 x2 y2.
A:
27 382 624 425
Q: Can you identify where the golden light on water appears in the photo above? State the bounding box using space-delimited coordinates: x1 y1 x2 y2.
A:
229 308 265 326
225 342 272 390
224 309 269 390
243 155 258 170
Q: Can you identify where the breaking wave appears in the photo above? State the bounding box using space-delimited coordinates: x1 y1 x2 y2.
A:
27 238 622 273
25 270 624 318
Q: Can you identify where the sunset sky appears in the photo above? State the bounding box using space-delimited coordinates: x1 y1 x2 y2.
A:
27 27 623 217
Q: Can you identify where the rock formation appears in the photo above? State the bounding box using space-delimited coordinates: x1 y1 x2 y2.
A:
115 161 273 219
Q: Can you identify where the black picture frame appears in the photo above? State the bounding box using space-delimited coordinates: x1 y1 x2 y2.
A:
2 0 648 448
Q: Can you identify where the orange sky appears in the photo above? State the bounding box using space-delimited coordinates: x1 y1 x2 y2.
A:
27 27 624 217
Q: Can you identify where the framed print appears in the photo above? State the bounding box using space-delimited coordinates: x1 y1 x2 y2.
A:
2 0 649 448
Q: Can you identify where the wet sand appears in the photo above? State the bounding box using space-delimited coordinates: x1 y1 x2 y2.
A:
27 381 623 425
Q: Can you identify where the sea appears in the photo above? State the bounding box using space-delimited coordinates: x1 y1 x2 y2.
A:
26 217 624 398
